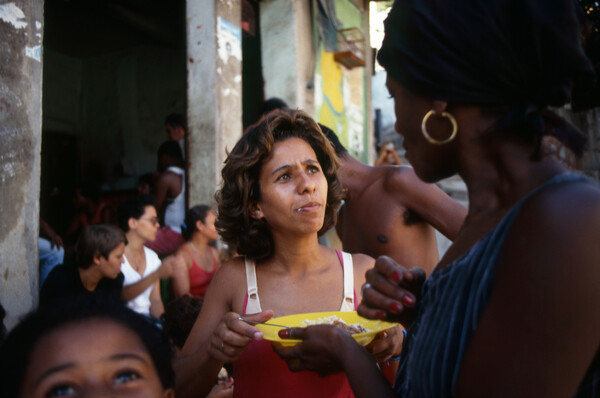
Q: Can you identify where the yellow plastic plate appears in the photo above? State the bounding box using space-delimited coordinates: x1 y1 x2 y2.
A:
255 311 396 347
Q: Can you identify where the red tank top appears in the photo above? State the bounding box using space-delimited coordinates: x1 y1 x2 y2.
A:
233 251 356 397
233 340 354 398
184 246 218 298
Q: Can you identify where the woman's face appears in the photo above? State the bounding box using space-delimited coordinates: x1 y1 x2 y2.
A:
20 318 173 398
135 205 160 241
386 75 456 182
253 137 328 236
199 210 219 241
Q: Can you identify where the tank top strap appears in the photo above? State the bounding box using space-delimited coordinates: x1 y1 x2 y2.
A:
244 257 262 315
338 250 355 312
166 166 184 175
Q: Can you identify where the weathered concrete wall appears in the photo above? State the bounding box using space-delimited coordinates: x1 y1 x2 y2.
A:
260 0 299 108
187 0 243 207
0 1 44 328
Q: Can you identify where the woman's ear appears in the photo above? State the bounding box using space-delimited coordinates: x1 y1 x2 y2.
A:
128 217 137 231
195 219 204 231
92 252 103 266
249 203 264 220
432 100 448 115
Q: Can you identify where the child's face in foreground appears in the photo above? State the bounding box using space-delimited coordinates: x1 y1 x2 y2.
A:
20 318 173 398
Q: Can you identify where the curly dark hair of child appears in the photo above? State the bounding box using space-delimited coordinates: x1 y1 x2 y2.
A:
161 295 204 349
215 109 345 261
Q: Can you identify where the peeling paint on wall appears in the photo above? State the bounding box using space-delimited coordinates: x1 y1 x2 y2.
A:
26 45 41 62
0 3 28 29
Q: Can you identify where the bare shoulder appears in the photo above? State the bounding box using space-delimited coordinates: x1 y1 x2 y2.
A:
213 256 246 284
516 177 600 243
386 165 423 186
501 176 600 287
350 252 375 271
385 165 441 198
350 252 375 291
455 177 600 396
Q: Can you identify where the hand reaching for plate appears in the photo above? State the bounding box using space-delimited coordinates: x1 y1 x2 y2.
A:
274 324 358 377
358 255 426 328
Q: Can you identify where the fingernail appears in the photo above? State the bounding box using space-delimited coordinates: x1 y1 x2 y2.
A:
254 331 264 340
389 301 403 313
278 329 289 338
392 271 401 283
402 295 415 307
375 310 387 319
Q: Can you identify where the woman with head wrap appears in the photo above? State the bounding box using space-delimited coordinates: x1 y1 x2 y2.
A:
274 1 600 397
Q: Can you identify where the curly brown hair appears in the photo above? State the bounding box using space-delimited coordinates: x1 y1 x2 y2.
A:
215 109 345 261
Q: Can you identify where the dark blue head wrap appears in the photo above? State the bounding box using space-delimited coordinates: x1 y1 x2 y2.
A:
378 0 595 155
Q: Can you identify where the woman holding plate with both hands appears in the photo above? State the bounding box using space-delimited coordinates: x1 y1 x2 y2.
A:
274 0 600 397
174 110 405 398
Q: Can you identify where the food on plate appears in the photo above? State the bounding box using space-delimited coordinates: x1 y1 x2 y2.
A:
301 315 369 334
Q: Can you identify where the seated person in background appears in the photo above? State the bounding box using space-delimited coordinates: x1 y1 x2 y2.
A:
162 295 234 398
38 217 65 287
172 205 221 299
138 172 155 197
174 109 402 398
145 141 186 255
161 295 205 353
39 224 126 307
0 295 175 398
374 141 402 166
321 125 467 275
117 196 177 318
65 180 115 241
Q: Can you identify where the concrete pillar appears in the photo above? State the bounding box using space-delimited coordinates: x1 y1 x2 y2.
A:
186 0 243 208
0 1 44 328
260 0 315 113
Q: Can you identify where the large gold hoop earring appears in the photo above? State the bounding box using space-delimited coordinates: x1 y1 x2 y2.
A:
421 110 458 145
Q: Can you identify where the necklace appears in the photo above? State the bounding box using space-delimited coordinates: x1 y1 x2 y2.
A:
189 241 213 270
125 247 145 274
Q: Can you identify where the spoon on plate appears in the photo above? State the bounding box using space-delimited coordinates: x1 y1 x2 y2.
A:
237 316 291 329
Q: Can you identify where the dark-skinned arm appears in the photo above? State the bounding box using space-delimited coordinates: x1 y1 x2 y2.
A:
275 325 398 398
390 166 466 240
454 182 600 397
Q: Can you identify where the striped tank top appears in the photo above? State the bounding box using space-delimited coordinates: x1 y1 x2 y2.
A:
395 173 599 397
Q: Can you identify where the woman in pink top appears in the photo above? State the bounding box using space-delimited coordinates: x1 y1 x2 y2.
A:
174 110 404 398
172 205 221 299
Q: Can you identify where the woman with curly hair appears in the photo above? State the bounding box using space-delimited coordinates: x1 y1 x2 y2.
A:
174 109 404 398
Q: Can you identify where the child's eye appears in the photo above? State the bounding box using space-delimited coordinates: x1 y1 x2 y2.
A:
114 370 140 385
46 384 76 397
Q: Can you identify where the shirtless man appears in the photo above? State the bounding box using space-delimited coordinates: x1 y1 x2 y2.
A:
145 141 186 255
321 125 466 275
